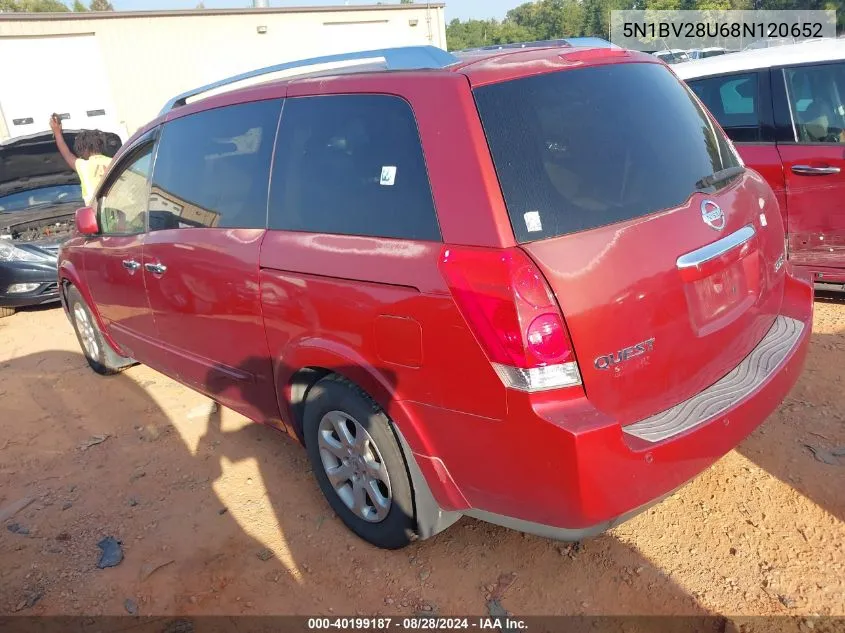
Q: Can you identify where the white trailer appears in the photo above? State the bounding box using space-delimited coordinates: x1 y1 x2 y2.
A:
0 34 128 143
0 5 448 140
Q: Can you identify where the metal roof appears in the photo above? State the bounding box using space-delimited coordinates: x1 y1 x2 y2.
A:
0 3 444 21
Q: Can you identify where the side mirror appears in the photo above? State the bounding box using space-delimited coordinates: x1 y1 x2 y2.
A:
75 206 98 236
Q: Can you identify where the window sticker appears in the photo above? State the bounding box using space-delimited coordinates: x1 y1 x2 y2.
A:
524 211 543 233
380 166 397 186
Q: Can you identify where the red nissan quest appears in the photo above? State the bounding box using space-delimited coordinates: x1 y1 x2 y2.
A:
58 44 813 549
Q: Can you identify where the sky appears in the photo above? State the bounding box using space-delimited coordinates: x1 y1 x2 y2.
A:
109 0 518 22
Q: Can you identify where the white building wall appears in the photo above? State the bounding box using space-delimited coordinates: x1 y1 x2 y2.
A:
0 4 447 137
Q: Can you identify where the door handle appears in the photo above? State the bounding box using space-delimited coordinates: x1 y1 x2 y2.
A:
122 259 140 271
144 262 167 275
791 164 841 176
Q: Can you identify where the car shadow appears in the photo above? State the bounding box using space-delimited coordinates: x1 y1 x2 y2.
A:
0 350 301 619
815 290 845 305
737 322 845 524
0 349 716 621
3 302 61 317
193 356 719 618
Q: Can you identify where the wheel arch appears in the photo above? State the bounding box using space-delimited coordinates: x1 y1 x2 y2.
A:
59 260 126 357
276 340 463 540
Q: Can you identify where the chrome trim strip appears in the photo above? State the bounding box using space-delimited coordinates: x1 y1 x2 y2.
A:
791 165 841 176
782 68 799 144
676 224 756 270
623 316 804 443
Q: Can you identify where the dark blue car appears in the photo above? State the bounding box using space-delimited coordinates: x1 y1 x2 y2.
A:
0 130 119 317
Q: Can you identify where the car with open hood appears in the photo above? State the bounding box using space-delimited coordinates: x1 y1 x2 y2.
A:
0 129 120 316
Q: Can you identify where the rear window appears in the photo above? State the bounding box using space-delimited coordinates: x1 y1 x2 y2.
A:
474 62 741 242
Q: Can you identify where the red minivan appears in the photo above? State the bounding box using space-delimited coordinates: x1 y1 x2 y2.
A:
676 39 845 290
58 44 813 549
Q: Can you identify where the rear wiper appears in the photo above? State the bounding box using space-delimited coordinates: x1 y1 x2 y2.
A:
695 166 745 190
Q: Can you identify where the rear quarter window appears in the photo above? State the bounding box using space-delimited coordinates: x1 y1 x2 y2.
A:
688 72 761 142
268 94 440 242
474 62 741 242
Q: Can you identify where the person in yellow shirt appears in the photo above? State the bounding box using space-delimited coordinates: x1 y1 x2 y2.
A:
49 115 113 205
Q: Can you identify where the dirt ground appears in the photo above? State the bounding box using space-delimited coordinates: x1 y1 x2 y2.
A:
0 297 844 620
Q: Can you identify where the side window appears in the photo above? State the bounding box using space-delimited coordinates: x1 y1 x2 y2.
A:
784 63 845 144
98 145 153 235
689 73 760 142
148 99 282 231
268 94 440 242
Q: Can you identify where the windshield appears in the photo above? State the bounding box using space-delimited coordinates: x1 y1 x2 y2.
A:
474 62 742 242
0 184 83 213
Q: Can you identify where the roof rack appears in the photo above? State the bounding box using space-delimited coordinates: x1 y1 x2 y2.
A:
159 45 458 116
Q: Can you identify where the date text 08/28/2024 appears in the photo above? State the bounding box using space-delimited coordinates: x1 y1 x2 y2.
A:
307 617 527 630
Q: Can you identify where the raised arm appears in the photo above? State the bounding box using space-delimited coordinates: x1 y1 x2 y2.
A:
49 114 78 170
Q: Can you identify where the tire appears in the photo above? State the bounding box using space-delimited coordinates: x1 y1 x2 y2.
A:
304 374 416 549
0 307 14 318
66 285 134 375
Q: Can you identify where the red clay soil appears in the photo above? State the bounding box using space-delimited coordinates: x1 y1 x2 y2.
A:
0 298 843 623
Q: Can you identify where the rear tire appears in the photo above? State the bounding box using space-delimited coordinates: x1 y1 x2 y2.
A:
304 374 416 549
66 286 134 375
0 307 14 318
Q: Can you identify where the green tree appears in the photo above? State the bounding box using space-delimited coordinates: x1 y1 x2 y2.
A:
89 0 112 10
445 0 840 52
582 0 606 35
72 0 88 9
0 0 70 10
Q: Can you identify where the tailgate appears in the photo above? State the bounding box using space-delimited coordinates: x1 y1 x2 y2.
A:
524 174 785 424
473 58 787 424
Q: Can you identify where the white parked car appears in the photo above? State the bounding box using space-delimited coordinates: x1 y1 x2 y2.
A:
688 47 729 60
653 49 691 64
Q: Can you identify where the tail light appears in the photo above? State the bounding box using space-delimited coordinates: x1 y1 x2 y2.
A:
439 246 582 392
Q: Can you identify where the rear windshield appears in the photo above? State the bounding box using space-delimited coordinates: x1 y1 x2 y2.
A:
474 62 741 242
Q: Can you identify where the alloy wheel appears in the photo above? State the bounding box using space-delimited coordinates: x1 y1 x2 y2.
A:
317 410 392 523
73 302 99 360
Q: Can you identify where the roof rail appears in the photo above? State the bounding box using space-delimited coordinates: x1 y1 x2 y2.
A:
159 45 458 116
455 37 616 54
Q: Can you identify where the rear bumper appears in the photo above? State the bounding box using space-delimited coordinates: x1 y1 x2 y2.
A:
405 273 813 539
0 262 60 308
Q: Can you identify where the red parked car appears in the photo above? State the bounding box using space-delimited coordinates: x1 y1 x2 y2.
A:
58 44 812 549
675 39 845 290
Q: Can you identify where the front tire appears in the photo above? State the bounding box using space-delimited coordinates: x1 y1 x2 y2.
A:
66 285 134 375
304 375 416 549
